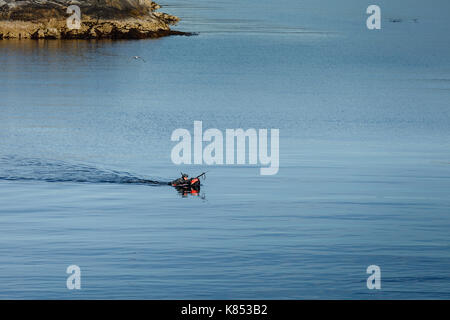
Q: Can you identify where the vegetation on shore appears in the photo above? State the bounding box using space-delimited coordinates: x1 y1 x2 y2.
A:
0 0 188 39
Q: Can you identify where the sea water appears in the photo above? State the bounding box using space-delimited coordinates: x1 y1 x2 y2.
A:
0 0 449 298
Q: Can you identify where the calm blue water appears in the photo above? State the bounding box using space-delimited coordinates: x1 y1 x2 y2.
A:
0 0 450 299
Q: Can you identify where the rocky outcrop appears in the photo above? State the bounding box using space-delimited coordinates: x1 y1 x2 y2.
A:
0 0 190 39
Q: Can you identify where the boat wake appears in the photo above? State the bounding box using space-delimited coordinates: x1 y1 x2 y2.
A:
0 156 165 186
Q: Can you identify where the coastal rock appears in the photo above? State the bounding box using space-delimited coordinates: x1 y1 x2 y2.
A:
0 0 189 39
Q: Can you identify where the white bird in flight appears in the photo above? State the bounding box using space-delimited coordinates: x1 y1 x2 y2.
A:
132 56 146 63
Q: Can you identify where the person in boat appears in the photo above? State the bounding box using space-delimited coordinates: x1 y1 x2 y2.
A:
171 172 203 189
171 173 190 186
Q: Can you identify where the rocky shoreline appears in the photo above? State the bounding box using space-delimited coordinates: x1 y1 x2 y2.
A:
0 0 191 39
